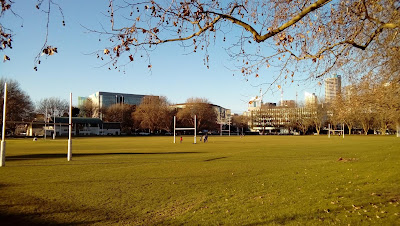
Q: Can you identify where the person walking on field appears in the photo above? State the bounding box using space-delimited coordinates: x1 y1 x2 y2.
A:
180 136 183 143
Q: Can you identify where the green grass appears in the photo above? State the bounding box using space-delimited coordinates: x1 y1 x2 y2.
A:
0 135 399 225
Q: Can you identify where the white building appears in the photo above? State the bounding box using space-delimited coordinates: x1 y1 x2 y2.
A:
305 92 318 106
325 75 341 103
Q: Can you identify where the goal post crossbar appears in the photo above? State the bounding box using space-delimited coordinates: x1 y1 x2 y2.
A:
328 123 344 138
175 128 195 131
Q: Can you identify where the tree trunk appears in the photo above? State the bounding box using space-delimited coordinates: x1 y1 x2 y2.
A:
380 123 387 135
315 125 320 135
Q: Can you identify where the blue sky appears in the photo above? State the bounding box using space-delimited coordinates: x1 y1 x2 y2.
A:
1 1 325 113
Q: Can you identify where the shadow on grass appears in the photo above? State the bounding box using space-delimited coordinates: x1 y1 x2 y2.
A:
204 156 228 162
0 212 103 226
6 152 202 162
0 194 120 225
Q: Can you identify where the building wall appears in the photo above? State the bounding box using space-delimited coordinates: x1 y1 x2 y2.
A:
305 92 318 106
77 96 88 108
247 107 314 133
88 91 148 118
325 75 341 103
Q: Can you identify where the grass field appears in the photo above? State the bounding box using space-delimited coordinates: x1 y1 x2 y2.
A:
0 135 399 225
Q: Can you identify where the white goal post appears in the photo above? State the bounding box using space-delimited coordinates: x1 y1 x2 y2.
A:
328 123 344 138
173 115 197 144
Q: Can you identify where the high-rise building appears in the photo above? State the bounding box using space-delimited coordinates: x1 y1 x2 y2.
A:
325 75 341 103
304 92 318 106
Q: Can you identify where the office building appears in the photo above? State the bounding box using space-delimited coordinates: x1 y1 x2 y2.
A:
305 92 318 106
325 75 341 103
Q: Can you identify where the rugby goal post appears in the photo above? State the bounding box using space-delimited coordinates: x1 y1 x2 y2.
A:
67 92 72 161
219 117 231 136
174 115 196 144
328 123 344 138
0 83 7 167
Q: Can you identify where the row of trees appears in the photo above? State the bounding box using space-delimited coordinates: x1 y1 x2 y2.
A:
0 78 224 134
0 78 73 133
331 80 400 135
0 78 73 120
250 78 399 135
99 97 219 134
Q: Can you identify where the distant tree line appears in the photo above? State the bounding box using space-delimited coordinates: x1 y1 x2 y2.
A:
330 79 400 135
79 96 220 134
250 78 399 135
1 76 398 136
0 77 223 135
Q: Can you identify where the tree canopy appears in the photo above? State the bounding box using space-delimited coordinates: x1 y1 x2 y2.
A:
133 96 173 132
177 98 217 131
0 78 34 122
103 103 136 133
36 97 69 119
1 0 398 86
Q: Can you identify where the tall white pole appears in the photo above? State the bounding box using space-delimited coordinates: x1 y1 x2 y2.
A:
342 123 345 138
53 108 56 139
228 116 231 136
44 107 47 139
0 83 7 167
194 115 197 144
328 124 330 138
173 116 176 144
67 93 72 161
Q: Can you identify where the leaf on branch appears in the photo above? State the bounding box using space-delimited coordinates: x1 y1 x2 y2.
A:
42 46 58 56
3 55 10 62
278 85 281 89
129 55 134 61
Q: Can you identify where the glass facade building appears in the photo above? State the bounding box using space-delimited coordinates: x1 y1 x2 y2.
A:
88 91 149 118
